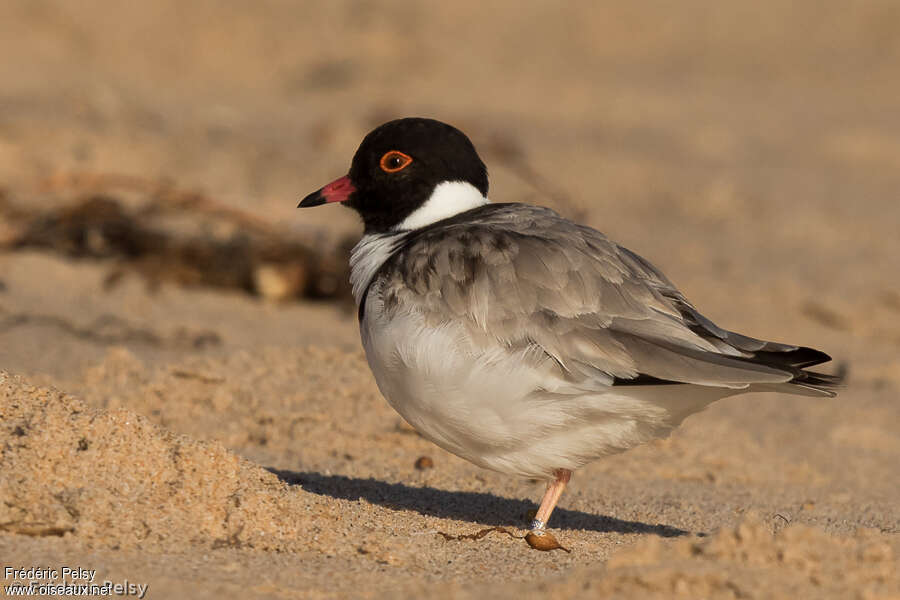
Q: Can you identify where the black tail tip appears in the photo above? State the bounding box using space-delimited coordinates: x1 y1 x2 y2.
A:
787 346 833 369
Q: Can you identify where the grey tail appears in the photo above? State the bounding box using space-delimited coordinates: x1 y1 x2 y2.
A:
662 294 845 396
785 364 846 397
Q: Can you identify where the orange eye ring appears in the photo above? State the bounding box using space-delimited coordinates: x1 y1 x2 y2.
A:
380 150 413 173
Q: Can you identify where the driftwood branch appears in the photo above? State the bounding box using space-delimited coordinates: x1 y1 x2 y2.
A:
1 173 356 304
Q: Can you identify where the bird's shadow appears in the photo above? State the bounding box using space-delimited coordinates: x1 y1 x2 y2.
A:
269 468 690 537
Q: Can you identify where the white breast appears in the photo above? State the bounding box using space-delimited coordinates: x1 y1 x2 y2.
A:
357 284 734 479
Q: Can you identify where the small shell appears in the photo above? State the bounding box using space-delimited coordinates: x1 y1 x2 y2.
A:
525 531 570 552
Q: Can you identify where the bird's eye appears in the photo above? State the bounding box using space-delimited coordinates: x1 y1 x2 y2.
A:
379 150 413 173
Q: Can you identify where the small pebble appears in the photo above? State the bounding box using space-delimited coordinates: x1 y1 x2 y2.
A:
414 456 434 470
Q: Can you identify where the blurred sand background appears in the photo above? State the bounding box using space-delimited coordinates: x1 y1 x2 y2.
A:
1 1 899 598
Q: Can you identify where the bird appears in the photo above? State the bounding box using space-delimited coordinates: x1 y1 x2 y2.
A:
298 117 841 544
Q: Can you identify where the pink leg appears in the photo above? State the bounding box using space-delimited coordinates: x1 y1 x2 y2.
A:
530 469 571 533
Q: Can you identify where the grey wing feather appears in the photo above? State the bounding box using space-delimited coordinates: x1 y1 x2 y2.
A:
382 204 837 393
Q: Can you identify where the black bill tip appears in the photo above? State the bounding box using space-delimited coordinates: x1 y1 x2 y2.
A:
298 190 326 208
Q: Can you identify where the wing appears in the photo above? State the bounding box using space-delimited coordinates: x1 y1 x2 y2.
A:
376 203 838 394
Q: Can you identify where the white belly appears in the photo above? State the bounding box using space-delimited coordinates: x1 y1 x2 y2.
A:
360 293 737 479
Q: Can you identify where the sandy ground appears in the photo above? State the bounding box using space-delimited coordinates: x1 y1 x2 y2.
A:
1 1 899 598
